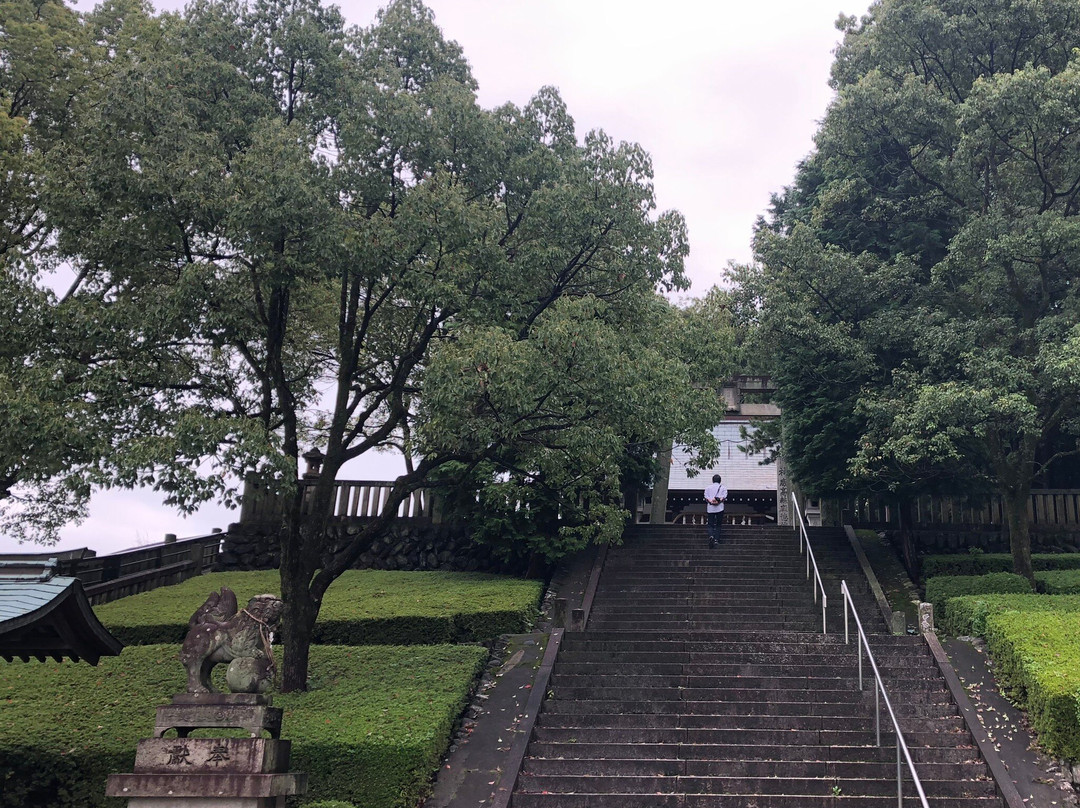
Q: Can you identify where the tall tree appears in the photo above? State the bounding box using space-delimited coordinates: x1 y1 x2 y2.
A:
740 0 1080 581
43 0 718 688
0 0 174 541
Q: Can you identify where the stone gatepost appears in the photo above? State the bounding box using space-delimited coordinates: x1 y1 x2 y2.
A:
107 692 305 807
775 445 792 527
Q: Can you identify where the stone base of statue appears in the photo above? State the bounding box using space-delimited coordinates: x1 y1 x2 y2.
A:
107 694 306 808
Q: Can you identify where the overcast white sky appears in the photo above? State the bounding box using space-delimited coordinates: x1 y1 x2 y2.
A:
0 0 871 556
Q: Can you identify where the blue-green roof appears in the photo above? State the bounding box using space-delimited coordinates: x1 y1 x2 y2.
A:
0 561 123 664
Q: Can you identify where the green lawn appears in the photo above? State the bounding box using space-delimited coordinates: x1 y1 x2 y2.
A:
0 644 487 808
93 569 542 645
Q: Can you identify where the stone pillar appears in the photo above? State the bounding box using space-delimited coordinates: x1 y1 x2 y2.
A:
919 602 934 634
776 440 792 527
649 440 673 525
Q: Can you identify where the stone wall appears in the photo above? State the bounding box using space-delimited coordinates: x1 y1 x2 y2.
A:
217 519 528 575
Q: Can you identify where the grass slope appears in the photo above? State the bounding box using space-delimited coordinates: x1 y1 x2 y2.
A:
0 644 487 808
93 569 542 645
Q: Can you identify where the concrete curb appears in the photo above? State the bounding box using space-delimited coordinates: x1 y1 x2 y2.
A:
579 542 606 627
489 540 609 807
844 524 905 635
489 628 563 808
922 630 1027 808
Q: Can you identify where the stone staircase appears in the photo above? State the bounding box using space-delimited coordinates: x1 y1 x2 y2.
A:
511 524 1002 807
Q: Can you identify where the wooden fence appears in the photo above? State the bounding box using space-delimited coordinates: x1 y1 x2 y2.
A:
241 479 431 524
318 481 430 520
838 490 1080 529
57 533 223 606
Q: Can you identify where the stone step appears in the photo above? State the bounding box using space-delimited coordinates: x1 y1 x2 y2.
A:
529 726 970 747
514 774 996 798
511 795 1001 807
524 741 985 765
535 712 968 734
549 674 947 692
522 757 984 780
550 687 955 706
541 700 961 719
554 661 938 677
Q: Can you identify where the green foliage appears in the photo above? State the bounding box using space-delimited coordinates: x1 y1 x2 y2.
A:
0 0 178 543
923 572 1032 616
93 569 541 646
940 593 1080 637
0 644 487 808
922 553 1080 578
1035 569 1080 595
7 0 721 684
984 611 1080 762
738 0 1080 580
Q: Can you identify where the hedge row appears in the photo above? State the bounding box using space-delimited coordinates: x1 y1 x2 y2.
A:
94 569 542 646
1035 569 1080 594
921 553 1080 578
0 644 488 808
923 572 1032 617
984 611 1080 762
940 593 1080 636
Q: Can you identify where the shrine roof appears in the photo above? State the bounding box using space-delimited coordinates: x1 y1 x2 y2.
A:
0 560 124 664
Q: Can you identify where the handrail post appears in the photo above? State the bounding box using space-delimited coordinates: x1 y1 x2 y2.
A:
897 744 903 807
875 683 881 746
840 578 930 808
843 589 850 644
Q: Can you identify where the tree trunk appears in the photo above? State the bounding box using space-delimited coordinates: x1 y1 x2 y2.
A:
278 475 333 692
280 581 318 691
1000 484 1035 584
895 496 920 584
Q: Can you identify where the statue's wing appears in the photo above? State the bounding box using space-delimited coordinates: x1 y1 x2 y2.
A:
189 587 239 627
218 587 238 620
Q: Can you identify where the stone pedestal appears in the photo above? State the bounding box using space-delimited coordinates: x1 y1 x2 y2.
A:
107 694 306 808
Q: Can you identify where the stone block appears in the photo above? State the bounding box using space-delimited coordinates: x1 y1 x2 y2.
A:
134 738 290 774
154 703 282 739
106 772 306 800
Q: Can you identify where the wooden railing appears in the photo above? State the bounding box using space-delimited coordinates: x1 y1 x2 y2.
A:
242 478 432 524
58 533 223 606
314 480 430 520
839 490 1080 529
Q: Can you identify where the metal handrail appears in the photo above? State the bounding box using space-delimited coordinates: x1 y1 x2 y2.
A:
840 580 930 808
791 493 827 633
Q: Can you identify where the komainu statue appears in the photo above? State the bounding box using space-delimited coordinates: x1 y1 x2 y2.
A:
180 587 284 694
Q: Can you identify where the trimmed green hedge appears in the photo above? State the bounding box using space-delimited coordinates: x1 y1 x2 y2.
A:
940 593 1080 636
0 644 487 808
921 552 1080 578
924 572 1032 616
984 611 1080 762
94 569 542 646
1035 569 1080 595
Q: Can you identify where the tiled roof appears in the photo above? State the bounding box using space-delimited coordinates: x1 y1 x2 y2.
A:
0 561 124 664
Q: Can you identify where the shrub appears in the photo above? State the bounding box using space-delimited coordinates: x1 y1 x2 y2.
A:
940 593 1080 636
0 644 487 808
921 552 1080 578
94 569 542 646
1035 569 1080 595
984 611 1080 762
923 572 1032 617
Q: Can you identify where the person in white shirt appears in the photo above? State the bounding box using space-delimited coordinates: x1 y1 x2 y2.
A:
703 474 728 548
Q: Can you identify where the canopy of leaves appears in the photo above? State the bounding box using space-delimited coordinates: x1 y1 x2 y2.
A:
741 0 1080 509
